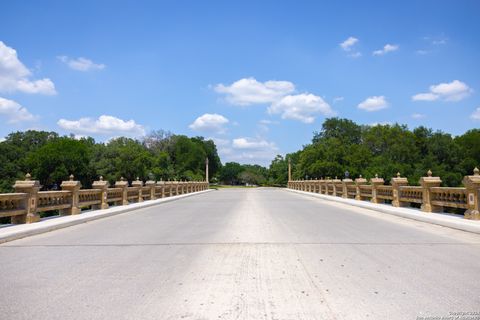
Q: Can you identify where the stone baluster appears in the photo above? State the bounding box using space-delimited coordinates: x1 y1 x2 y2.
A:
391 172 408 207
158 180 165 198
132 177 143 202
370 174 385 204
92 176 109 209
420 170 443 213
463 167 480 220
342 178 354 199
355 175 368 200
146 180 156 200
174 180 179 196
60 174 81 215
115 177 129 205
12 173 40 224
332 177 341 196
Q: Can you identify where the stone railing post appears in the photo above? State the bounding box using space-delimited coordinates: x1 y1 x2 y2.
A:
60 174 81 215
342 178 354 198
115 177 129 205
420 170 443 213
370 174 385 204
146 180 156 200
355 175 368 200
318 179 324 194
92 176 109 209
158 180 165 198
174 180 179 196
13 173 40 224
391 172 408 207
132 177 143 202
322 178 329 195
332 177 341 196
463 167 480 220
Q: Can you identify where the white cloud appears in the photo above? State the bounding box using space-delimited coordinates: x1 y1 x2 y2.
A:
0 41 56 95
412 92 438 101
0 97 36 123
214 77 295 106
471 107 480 121
189 113 229 133
232 137 275 149
57 115 145 137
340 37 358 51
373 44 399 56
369 121 392 126
57 56 105 71
412 80 472 102
333 96 344 103
230 137 279 165
357 96 388 112
412 113 426 119
349 52 362 58
268 93 335 123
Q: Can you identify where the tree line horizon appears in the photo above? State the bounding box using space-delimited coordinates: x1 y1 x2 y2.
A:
0 118 479 192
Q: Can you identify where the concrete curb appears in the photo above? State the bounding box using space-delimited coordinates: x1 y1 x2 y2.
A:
286 188 480 235
0 189 214 244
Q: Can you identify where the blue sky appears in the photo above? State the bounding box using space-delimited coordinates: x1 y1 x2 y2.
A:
1 0 479 166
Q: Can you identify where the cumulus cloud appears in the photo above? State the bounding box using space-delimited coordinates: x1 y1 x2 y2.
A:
189 113 229 133
373 44 399 56
471 107 480 121
57 115 145 137
57 56 105 71
230 137 279 165
214 77 335 123
333 96 344 103
0 97 36 123
412 113 426 119
0 41 56 95
214 77 295 106
340 37 361 57
358 96 388 112
412 80 472 102
268 93 335 123
340 37 358 51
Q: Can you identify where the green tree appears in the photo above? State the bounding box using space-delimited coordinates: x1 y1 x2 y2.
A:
25 137 92 188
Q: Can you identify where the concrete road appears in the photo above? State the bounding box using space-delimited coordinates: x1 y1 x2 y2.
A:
1 188 479 320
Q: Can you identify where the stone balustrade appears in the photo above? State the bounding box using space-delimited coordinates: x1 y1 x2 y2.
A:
288 168 480 220
0 174 209 225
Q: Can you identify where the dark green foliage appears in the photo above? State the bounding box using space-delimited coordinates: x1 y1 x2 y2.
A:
288 118 480 187
0 130 220 192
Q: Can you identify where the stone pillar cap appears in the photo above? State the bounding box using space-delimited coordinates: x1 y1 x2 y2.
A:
115 178 129 187
13 179 40 189
370 174 384 184
61 174 82 188
419 170 442 185
342 178 354 183
391 172 408 185
355 175 368 184
462 167 480 186
92 176 109 188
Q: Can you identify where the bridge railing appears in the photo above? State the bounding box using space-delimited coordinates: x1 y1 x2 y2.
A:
0 174 209 225
288 168 480 220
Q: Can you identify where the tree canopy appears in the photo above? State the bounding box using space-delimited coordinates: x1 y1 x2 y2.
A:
0 130 221 192
287 118 479 187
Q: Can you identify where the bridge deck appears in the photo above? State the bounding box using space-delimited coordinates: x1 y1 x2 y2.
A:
1 188 479 319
